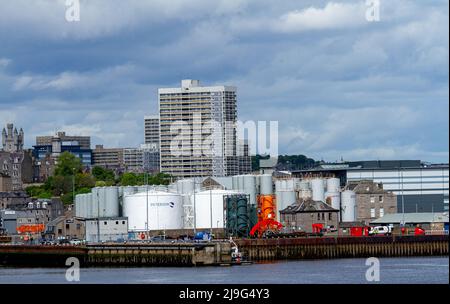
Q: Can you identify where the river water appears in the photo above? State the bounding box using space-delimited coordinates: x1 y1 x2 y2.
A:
0 257 447 284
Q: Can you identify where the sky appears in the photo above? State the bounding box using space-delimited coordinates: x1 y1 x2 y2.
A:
0 0 448 163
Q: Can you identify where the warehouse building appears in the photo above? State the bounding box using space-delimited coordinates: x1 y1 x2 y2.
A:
292 160 449 213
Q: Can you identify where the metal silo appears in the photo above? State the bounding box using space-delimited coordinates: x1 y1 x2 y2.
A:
85 193 92 219
326 178 341 193
91 188 99 218
124 191 183 231
259 174 273 195
238 175 245 191
75 194 81 217
103 186 119 217
243 175 256 205
341 190 356 222
311 178 325 202
232 176 239 191
192 189 240 229
325 191 341 211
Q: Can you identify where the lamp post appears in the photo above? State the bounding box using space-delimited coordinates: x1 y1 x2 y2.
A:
72 167 76 205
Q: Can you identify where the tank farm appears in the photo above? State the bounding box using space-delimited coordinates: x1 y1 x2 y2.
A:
0 175 448 267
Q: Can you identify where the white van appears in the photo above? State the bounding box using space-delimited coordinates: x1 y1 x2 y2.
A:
369 225 393 236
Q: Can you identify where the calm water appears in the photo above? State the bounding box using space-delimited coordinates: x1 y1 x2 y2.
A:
0 257 448 284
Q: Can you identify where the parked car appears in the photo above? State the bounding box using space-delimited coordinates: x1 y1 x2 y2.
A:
69 239 84 246
58 239 71 245
369 226 392 236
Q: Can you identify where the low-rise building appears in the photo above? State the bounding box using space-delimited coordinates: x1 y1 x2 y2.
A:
280 199 339 233
85 217 128 243
44 207 85 241
0 191 30 210
347 180 397 224
370 212 449 231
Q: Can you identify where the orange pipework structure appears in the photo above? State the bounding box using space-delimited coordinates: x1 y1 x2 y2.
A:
16 224 45 234
257 195 277 222
250 195 283 237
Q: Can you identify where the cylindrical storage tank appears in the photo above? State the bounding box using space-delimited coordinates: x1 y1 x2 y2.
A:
298 189 312 200
85 193 92 219
91 188 100 218
243 175 256 206
238 175 245 192
103 187 119 217
284 179 295 191
75 195 81 217
298 180 310 190
232 176 239 191
123 186 135 196
311 179 325 202
276 191 296 221
341 190 356 222
275 180 284 192
182 179 195 194
124 191 183 231
192 190 239 229
325 191 341 211
326 178 340 193
259 174 273 195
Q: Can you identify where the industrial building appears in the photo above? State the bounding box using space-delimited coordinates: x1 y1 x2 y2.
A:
85 217 128 243
158 79 239 178
371 212 449 231
292 160 449 213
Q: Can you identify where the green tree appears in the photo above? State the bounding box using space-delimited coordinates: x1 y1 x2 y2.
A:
54 152 82 176
92 166 115 183
76 172 96 189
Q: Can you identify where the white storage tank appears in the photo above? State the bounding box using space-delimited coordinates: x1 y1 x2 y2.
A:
91 188 100 218
277 190 296 220
232 176 239 191
103 187 119 217
124 191 183 231
243 175 257 205
85 193 92 218
192 189 239 229
311 179 325 202
259 174 273 195
326 178 341 193
325 191 341 211
341 190 356 222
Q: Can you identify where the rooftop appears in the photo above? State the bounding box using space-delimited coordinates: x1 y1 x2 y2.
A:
280 198 339 214
371 212 449 224
292 160 448 173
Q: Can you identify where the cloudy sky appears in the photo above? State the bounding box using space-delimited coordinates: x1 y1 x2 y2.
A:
0 0 448 163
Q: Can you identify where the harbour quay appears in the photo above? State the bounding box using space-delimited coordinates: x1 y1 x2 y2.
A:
0 242 233 267
237 235 449 261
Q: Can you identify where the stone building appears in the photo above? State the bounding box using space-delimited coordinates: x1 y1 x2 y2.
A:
347 180 397 224
44 207 85 241
280 198 340 233
2 123 24 153
0 191 30 210
0 124 33 190
0 173 12 192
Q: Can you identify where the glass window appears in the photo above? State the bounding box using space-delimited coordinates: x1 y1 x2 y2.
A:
370 208 376 218
379 208 384 217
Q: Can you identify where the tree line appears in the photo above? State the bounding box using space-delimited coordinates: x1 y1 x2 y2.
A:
26 151 171 204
